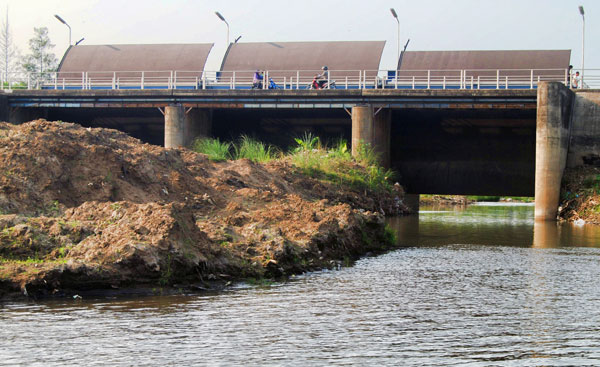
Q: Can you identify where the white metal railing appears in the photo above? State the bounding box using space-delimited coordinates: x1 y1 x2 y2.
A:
1 69 598 91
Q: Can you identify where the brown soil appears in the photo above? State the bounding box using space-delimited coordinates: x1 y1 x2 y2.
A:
558 167 600 224
0 120 405 298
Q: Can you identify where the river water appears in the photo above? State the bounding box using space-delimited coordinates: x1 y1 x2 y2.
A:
2 203 600 366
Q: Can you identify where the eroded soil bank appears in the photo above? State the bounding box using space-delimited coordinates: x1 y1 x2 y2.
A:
559 166 600 224
0 120 406 299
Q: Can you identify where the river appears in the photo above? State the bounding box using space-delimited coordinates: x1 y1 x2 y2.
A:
2 203 600 366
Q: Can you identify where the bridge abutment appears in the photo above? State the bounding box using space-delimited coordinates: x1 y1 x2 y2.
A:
535 82 574 221
351 105 391 168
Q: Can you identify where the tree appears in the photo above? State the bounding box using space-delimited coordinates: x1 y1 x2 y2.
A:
21 27 58 84
0 7 20 81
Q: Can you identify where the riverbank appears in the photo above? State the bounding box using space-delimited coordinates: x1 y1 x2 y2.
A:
0 120 407 299
420 195 533 207
559 166 600 224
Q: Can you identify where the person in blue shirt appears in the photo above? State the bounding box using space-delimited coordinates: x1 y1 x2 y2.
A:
252 70 264 89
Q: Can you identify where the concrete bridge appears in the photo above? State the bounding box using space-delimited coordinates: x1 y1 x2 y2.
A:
2 83 598 221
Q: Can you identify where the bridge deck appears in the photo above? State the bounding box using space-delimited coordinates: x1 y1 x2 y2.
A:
5 89 538 110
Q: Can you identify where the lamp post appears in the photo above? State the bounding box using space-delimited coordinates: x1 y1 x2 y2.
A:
579 5 585 87
54 14 71 46
390 8 399 69
215 11 229 45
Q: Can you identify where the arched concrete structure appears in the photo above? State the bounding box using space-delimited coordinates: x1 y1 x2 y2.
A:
220 41 386 79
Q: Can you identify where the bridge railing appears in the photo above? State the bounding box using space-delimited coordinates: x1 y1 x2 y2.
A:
1 68 599 91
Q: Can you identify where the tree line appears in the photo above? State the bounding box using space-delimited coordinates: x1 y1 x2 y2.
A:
1 8 58 85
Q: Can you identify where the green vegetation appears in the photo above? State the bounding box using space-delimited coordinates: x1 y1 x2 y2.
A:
192 137 231 161
233 135 277 162
191 133 394 194
383 224 398 246
289 136 395 194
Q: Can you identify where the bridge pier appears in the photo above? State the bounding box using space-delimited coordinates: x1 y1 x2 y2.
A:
534 82 574 221
351 105 391 168
403 194 420 213
164 106 213 148
164 105 185 148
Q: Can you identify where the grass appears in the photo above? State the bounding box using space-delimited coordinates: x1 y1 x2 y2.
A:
289 137 395 194
192 137 231 161
190 133 394 194
234 135 277 163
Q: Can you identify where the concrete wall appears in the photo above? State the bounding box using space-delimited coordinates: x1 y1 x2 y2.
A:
567 90 600 167
534 82 574 221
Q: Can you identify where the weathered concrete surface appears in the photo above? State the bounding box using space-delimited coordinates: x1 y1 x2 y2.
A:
351 105 374 157
164 105 185 148
535 82 574 221
567 90 600 167
351 106 391 167
184 108 212 147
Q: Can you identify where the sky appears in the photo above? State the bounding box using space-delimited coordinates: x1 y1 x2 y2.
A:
1 0 597 72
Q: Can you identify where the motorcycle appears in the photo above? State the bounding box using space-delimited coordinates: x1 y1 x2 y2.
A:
308 76 336 89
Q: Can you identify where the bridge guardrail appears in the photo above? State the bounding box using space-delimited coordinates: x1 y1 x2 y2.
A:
1 68 598 91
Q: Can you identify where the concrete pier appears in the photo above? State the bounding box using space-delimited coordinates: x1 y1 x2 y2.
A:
351 105 373 157
164 105 185 148
403 194 420 213
534 82 574 221
351 105 391 168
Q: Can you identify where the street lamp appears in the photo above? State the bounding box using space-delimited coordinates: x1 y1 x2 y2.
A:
579 5 585 87
390 8 399 69
215 11 229 45
54 14 71 46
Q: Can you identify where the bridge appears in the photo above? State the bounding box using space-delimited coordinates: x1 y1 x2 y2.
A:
3 43 599 221
3 83 598 223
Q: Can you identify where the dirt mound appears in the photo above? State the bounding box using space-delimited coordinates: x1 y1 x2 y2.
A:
0 120 404 297
559 167 600 224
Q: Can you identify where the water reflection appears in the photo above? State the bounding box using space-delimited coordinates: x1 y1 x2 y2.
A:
389 203 600 249
532 221 560 248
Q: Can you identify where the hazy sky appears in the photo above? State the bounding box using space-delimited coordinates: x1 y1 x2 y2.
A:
1 0 597 72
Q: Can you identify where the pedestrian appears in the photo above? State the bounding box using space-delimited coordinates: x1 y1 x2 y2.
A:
252 70 264 89
567 65 573 87
572 71 580 89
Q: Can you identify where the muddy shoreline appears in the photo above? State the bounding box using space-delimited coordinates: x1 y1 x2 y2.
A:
0 120 407 299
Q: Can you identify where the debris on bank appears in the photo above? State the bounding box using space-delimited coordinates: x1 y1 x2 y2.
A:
559 166 600 224
0 120 406 298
